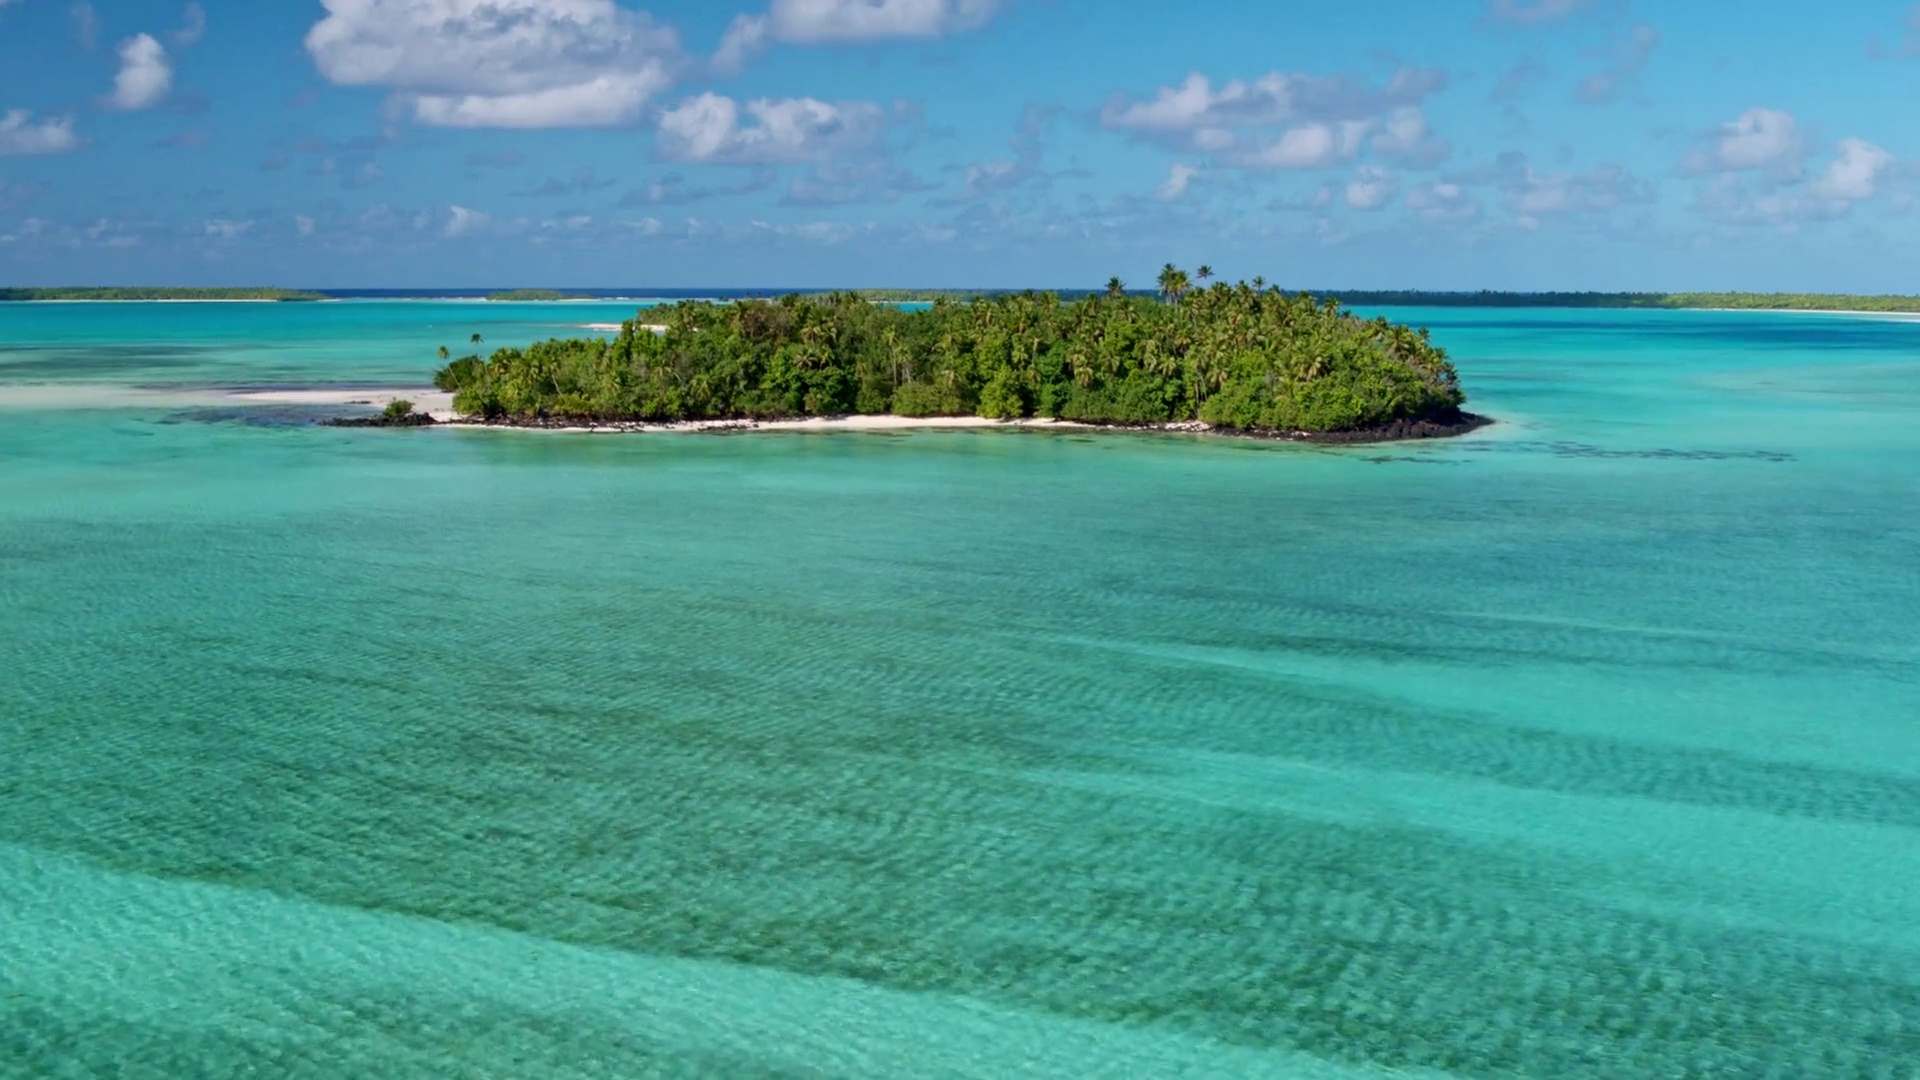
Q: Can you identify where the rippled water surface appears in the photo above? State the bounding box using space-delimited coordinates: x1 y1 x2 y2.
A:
2 302 1917 1076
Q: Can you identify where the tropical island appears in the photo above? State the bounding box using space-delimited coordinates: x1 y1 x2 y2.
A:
465 287 1920 312
428 268 1485 442
1312 291 1920 312
0 287 327 302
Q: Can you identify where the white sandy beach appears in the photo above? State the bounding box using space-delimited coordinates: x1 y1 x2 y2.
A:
227 387 458 420
441 415 1105 435
1707 308 1920 321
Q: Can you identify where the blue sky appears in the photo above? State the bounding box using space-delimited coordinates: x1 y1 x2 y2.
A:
4 0 1920 289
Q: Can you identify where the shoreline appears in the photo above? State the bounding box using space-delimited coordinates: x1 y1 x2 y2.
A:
1703 307 1920 320
0 382 1492 444
434 411 1494 445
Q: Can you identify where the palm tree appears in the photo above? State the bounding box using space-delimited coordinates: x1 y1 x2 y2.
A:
1251 275 1267 291
1106 277 1126 299
1196 265 1214 287
470 333 484 350
437 345 451 361
1158 264 1191 306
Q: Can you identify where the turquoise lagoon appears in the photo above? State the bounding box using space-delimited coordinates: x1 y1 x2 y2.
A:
0 302 1916 1076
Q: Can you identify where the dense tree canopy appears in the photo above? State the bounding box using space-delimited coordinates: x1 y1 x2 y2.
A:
435 279 1471 434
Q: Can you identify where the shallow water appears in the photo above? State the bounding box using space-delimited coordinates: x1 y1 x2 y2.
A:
1 302 1917 1076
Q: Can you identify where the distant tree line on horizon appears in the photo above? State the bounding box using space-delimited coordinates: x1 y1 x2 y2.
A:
6 286 1918 312
433 268 1471 434
838 289 1920 313
0 287 327 302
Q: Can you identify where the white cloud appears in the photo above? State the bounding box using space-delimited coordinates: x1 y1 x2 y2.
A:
443 205 488 238
1811 138 1892 201
107 34 172 111
1686 108 1802 173
1344 166 1397 210
295 215 317 237
1221 121 1373 170
1102 68 1444 137
712 0 997 73
0 110 82 156
655 93 888 165
173 2 206 45
712 14 772 75
204 219 251 240
1100 67 1447 169
1155 163 1201 201
1370 108 1449 168
767 0 996 42
306 0 683 129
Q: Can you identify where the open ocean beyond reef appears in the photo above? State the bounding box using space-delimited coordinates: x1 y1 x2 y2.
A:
1 299 1916 1076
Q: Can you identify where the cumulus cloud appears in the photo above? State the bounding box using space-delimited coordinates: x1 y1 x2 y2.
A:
443 205 488 237
655 94 888 165
711 15 773 75
107 34 173 111
0 111 82 156
1482 0 1591 26
714 0 998 72
1811 138 1893 201
1684 108 1803 174
767 0 996 42
1222 121 1373 169
1344 166 1397 210
1370 108 1450 168
1156 163 1201 201
1100 67 1447 170
1574 24 1658 105
306 0 683 128
1694 136 1897 230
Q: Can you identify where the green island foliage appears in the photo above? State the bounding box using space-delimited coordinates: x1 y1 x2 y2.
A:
383 399 416 420
433 270 1470 434
484 289 586 302
1312 290 1920 312
0 287 326 302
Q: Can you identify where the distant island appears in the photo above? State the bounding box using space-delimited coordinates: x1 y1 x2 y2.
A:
9 285 1920 313
0 287 326 302
861 290 1920 312
430 269 1486 442
1311 291 1920 312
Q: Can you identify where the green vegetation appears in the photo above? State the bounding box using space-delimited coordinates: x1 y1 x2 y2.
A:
383 399 416 421
484 289 585 302
0 287 326 302
1316 290 1920 312
1657 293 1920 312
433 272 1471 435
